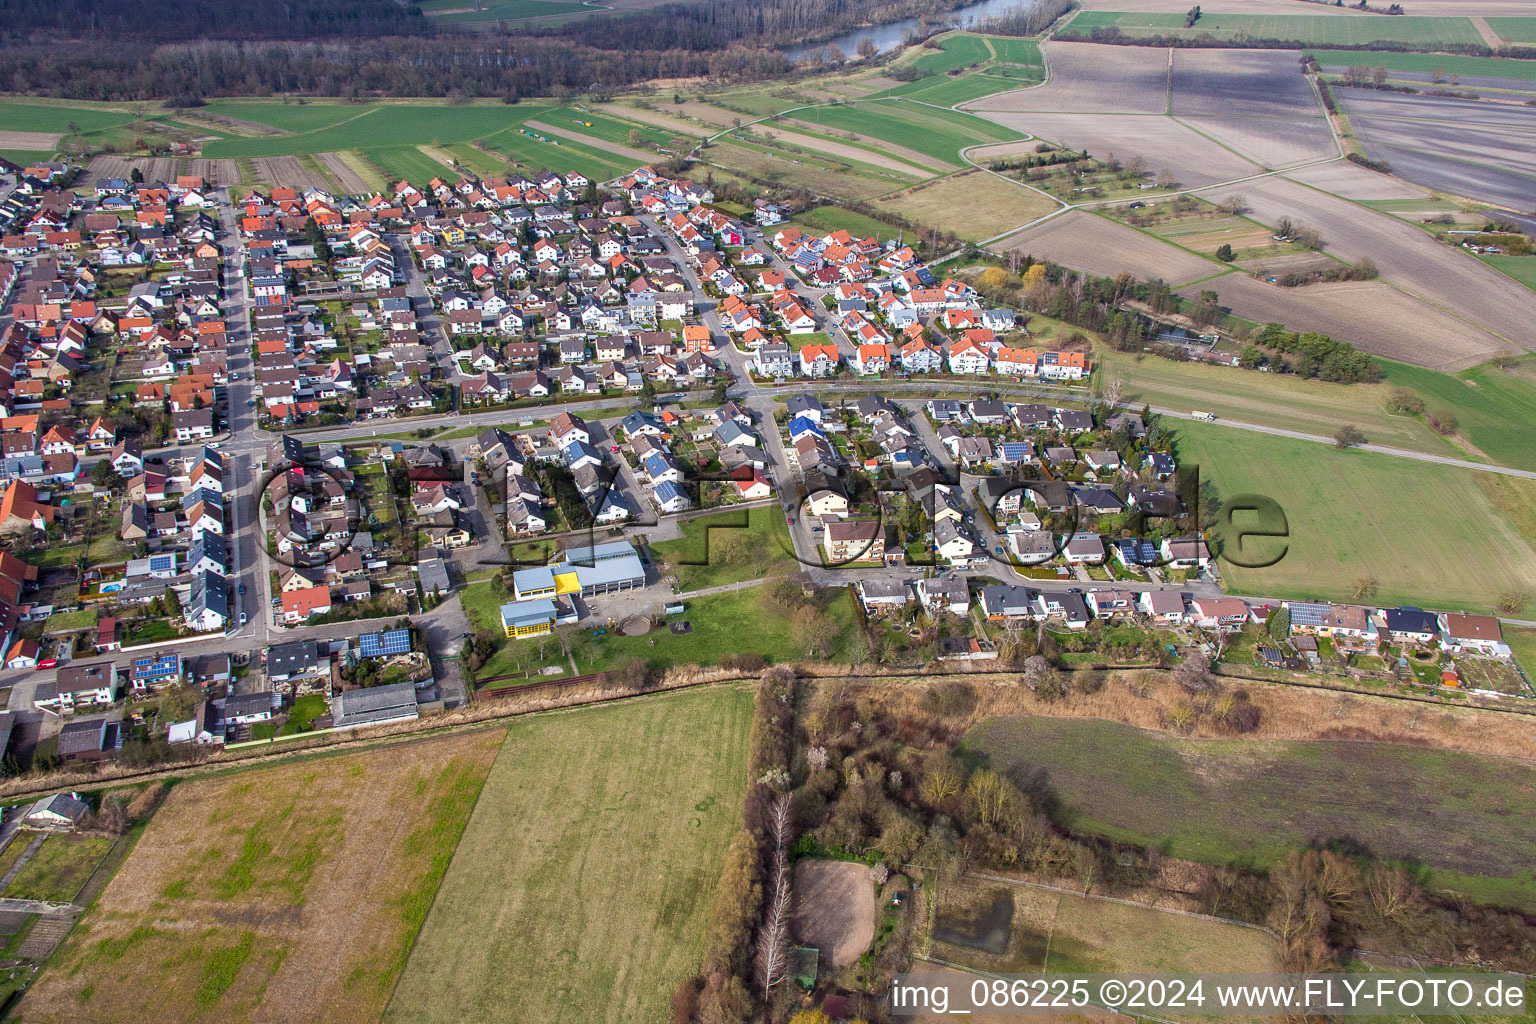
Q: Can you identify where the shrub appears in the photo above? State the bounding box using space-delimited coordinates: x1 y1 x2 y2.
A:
920 681 976 719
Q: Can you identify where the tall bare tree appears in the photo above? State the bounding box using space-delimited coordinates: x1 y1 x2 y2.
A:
755 796 794 993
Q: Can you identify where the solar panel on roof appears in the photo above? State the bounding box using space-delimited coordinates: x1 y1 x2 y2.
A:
359 629 411 658
149 554 175 571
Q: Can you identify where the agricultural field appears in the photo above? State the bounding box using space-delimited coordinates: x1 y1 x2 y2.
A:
745 123 934 178
1487 17 1536 44
971 41 1170 113
21 730 505 1024
383 686 752 1024
930 876 1280 975
703 139 905 202
1313 50 1536 84
1482 254 1536 292
1335 89 1536 230
201 102 553 158
1197 176 1536 367
1062 11 1487 47
1172 419 1536 614
872 170 1059 242
784 99 1022 167
873 32 1046 105
651 506 796 590
418 0 592 26
964 716 1536 909
1000 210 1219 287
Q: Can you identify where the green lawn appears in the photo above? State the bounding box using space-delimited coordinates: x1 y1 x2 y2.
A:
1174 419 1536 614
964 716 1536 910
1064 10 1486 47
651 506 794 590
1381 357 1536 473
364 146 457 186
540 105 691 147
1507 627 1536 678
786 99 1021 165
1310 50 1536 82
3 834 114 903
907 32 993 74
477 125 632 181
384 686 751 1024
42 607 99 633
1487 17 1536 44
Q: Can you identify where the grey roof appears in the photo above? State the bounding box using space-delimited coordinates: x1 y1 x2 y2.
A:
27 791 88 823
57 718 107 756
332 681 420 730
224 692 273 718
418 557 451 595
267 640 320 677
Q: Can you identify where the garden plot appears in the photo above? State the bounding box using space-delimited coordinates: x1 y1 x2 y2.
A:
523 120 658 166
999 210 1220 285
596 103 704 139
966 41 1170 114
251 155 332 190
1201 175 1536 354
318 152 371 193
0 131 59 151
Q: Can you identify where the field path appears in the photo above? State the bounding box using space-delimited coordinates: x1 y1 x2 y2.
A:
751 124 933 177
318 151 370 193
1470 16 1504 48
523 120 657 164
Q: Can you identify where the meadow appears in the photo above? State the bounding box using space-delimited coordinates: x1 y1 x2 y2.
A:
1172 419 1536 614
784 99 1022 166
200 102 551 158
964 716 1536 909
1064 11 1487 47
383 687 752 1024
931 876 1280 975
872 170 1058 242
1381 358 1536 473
1481 254 1536 293
20 730 505 1024
1093 346 1458 454
651 505 796 590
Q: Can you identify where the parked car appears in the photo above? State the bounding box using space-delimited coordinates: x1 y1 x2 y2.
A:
35 658 57 671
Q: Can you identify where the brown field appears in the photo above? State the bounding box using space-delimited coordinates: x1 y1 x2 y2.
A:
790 859 877 970
335 150 390 192
1200 175 1536 354
1180 114 1337 168
751 123 930 177
987 112 1260 187
318 152 370 193
674 101 743 127
780 116 959 173
999 210 1218 285
84 155 178 186
1182 273 1511 368
251 155 331 191
19 729 505 1024
1284 159 1433 198
597 103 703 140
967 41 1170 114
874 170 1060 241
181 158 241 187
0 130 60 150
524 120 661 166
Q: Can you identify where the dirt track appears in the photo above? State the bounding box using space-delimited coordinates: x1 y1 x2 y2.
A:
319 151 371 193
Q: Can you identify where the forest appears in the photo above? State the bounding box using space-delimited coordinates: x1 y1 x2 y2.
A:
0 0 986 100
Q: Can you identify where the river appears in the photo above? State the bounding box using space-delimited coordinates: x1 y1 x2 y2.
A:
782 0 1041 63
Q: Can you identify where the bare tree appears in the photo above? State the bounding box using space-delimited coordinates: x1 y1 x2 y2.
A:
1351 575 1379 600
755 796 794 993
1103 374 1123 407
856 36 878 59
